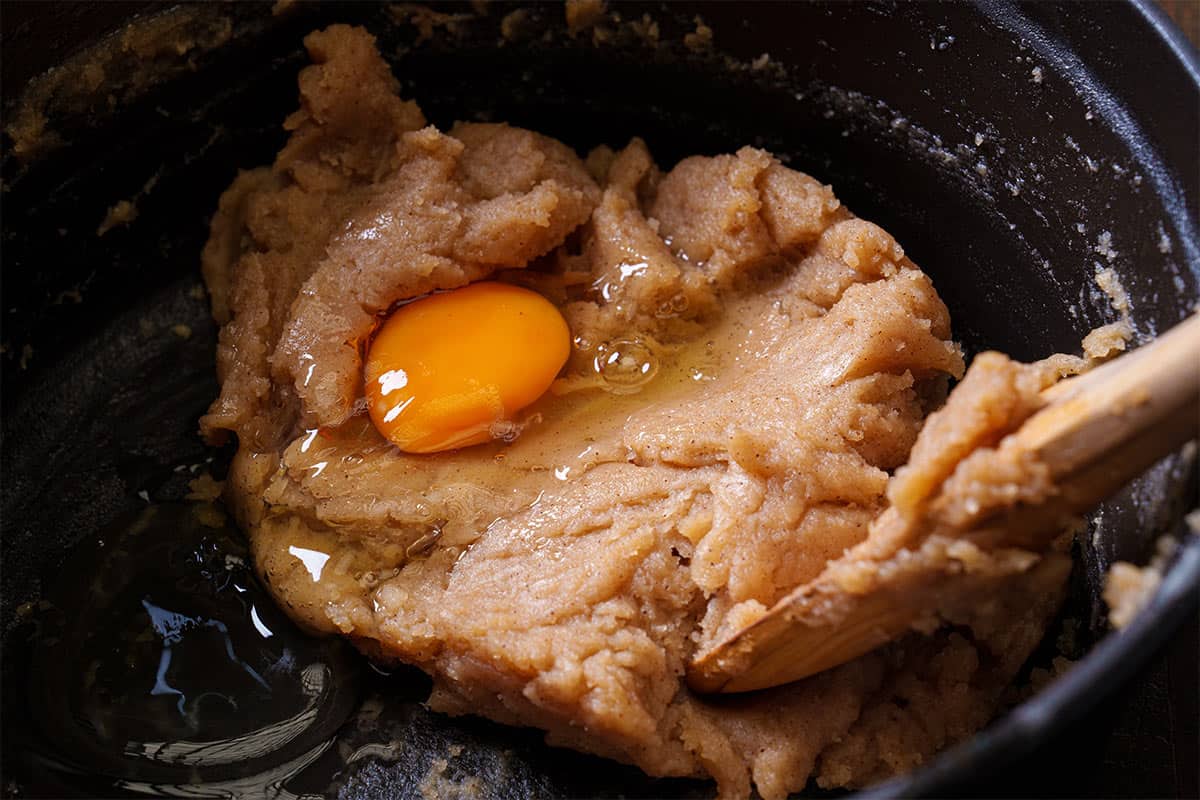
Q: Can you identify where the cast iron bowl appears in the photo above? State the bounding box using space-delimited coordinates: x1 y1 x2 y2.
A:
2 2 1198 798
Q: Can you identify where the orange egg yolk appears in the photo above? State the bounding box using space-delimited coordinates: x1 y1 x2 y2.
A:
364 282 571 454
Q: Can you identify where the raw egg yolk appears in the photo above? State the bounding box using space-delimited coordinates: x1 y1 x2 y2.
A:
364 282 570 454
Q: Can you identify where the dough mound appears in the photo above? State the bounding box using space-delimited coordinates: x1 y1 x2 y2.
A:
202 25 1068 799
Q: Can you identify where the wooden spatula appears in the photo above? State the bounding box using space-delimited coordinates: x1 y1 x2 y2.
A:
688 313 1200 694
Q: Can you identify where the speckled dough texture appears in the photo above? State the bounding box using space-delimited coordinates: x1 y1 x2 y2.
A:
202 25 1071 799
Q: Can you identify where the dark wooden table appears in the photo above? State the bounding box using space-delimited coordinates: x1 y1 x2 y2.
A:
1160 0 1200 44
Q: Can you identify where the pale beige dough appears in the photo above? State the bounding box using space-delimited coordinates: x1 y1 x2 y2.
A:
202 25 1071 799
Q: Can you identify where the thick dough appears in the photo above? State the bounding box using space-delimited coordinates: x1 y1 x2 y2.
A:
202 25 1068 799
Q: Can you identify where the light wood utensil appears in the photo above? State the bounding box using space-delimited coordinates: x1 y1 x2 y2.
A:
688 313 1200 694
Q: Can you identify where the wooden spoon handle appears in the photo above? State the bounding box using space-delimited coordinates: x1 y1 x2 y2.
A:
1022 313 1200 502
688 314 1200 694
965 313 1200 553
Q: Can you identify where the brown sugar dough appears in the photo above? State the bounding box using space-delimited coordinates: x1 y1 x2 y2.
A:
202 24 1070 799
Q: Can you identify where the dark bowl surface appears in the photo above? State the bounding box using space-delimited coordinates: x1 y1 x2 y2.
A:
2 2 1197 798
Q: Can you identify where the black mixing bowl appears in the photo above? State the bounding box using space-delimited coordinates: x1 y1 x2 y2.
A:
2 2 1198 797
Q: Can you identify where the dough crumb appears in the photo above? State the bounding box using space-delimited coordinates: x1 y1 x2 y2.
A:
1104 562 1161 629
5 107 58 160
186 472 225 502
565 0 606 34
390 4 471 43
418 757 484 800
500 8 531 41
1104 536 1178 629
54 288 84 305
629 13 660 44
1094 266 1130 314
684 16 713 50
97 199 139 236
1081 320 1132 361
1082 265 1133 360
1156 223 1173 255
97 173 158 237
1093 230 1117 262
